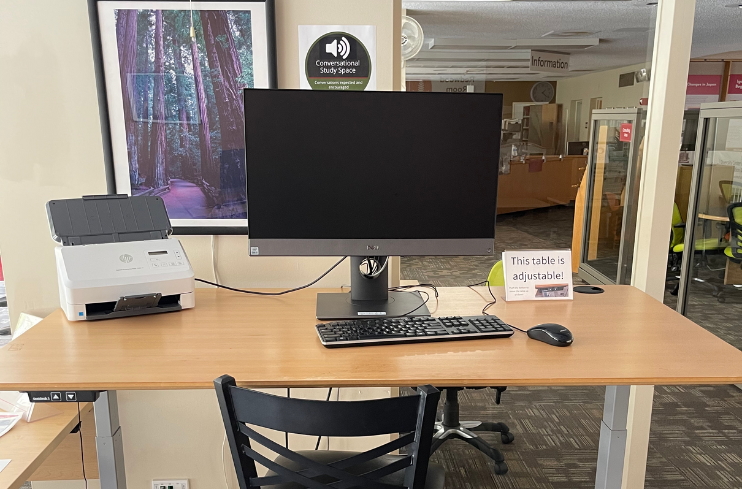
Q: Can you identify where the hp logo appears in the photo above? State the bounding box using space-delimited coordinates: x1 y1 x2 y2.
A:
119 254 134 263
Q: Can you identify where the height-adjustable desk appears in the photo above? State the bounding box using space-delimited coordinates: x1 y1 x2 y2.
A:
1 285 741 489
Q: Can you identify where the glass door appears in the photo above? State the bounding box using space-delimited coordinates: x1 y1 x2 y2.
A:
579 108 645 285
678 102 742 320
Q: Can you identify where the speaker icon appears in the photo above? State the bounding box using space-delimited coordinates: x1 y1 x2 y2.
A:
325 37 351 59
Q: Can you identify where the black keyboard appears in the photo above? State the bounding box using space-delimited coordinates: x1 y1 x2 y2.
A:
316 315 514 348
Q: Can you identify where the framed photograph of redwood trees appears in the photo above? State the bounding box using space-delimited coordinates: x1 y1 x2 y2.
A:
89 0 277 234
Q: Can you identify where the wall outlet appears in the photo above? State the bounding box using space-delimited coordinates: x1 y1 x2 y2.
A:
152 480 188 489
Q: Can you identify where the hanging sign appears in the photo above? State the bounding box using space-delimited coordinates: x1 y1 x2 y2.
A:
299 25 376 91
502 250 573 302
727 74 742 102
620 123 633 142
530 50 570 73
685 75 722 109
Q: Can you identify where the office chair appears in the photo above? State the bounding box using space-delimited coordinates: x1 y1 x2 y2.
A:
719 180 742 206
214 376 444 489
724 202 742 264
668 203 686 296
429 260 512 476
669 202 730 301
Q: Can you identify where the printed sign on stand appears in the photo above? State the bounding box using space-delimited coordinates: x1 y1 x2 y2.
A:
502 250 573 302
298 25 376 91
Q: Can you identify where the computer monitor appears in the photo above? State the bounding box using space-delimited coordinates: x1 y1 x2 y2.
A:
244 89 503 319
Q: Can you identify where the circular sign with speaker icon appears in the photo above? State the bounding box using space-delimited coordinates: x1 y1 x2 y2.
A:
304 32 372 91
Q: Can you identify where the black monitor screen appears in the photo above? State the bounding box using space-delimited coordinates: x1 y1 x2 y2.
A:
245 89 502 244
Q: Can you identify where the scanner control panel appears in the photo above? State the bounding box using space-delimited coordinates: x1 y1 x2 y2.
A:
148 248 185 269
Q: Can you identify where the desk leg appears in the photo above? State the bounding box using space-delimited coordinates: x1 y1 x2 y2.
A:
595 385 630 489
94 391 127 489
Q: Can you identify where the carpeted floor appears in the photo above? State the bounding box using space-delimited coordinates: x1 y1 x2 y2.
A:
400 205 742 488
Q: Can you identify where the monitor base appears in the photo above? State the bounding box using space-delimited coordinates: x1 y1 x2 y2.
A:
316 291 431 320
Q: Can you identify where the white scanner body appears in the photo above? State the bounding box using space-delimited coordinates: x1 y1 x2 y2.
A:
55 239 195 321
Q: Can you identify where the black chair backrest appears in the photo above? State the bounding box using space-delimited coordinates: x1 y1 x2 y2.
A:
214 376 440 489
729 202 742 260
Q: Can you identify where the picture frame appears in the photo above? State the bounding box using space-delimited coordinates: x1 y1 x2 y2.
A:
88 0 277 235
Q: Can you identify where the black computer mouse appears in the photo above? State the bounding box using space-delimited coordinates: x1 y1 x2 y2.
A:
527 323 573 347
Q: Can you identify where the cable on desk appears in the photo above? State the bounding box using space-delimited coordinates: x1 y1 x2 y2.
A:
466 282 526 333
77 402 88 489
196 257 347 296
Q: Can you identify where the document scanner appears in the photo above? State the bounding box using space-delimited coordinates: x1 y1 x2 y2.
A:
47 194 195 321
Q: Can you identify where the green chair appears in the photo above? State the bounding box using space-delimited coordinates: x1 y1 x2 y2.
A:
670 202 685 251
724 202 742 262
719 180 742 207
668 202 728 297
486 260 505 286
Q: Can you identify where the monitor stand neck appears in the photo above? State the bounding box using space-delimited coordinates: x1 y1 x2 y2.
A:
315 256 432 320
350 256 389 302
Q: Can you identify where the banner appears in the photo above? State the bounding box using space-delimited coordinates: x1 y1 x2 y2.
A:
298 25 376 91
727 74 742 102
685 75 722 109
502 250 573 302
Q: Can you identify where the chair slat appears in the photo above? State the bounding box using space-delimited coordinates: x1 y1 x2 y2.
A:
243 445 400 489
229 385 421 436
331 456 413 489
327 433 415 470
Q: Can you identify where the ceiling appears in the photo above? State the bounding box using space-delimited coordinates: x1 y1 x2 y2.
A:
402 0 742 82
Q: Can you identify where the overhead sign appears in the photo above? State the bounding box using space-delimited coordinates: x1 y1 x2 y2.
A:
530 50 570 73
502 250 573 302
727 74 742 102
299 25 376 91
620 123 633 142
685 75 722 109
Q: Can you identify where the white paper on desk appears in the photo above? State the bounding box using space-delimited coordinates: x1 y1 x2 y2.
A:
0 412 22 438
0 459 9 473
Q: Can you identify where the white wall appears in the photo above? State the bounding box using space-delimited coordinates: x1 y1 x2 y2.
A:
0 0 400 487
556 62 652 141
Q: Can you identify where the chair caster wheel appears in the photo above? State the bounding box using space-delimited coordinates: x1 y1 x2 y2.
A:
718 297 726 303
493 462 509 475
501 432 515 444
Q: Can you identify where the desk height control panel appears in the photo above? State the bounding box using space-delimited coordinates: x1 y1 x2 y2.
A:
25 391 100 403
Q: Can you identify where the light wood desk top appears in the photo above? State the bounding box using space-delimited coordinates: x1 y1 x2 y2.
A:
0 403 91 489
698 213 730 222
0 286 742 390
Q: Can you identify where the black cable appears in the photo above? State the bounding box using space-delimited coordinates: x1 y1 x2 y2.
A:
466 281 526 333
381 290 431 319
314 388 333 450
196 256 347 296
77 402 88 489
